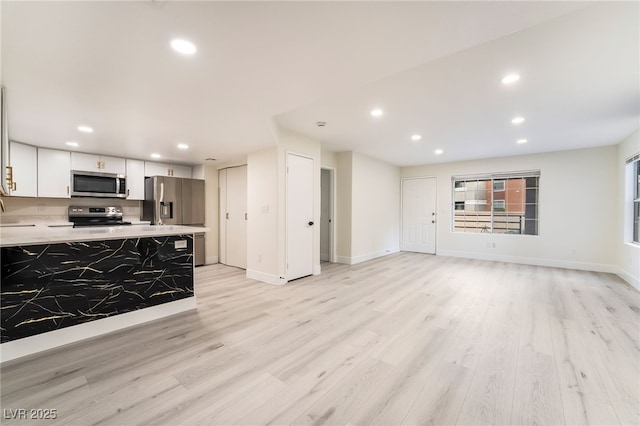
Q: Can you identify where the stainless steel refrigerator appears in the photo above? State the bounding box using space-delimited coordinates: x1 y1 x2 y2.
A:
143 176 206 266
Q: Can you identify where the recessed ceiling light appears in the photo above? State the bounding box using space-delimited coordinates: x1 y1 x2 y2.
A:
171 39 197 55
411 134 422 141
177 143 189 150
517 139 528 144
78 125 93 133
502 73 520 85
370 108 384 117
434 149 443 155
511 116 525 125
65 141 79 147
151 153 161 159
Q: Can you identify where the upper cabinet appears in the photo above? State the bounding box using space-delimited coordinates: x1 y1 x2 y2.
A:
71 152 125 175
125 159 145 200
144 161 192 178
7 141 37 197
38 148 71 198
2 145 194 199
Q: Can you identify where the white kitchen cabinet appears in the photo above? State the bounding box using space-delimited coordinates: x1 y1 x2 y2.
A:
8 141 37 197
172 164 192 178
71 152 125 174
38 148 71 198
125 159 145 200
144 161 192 178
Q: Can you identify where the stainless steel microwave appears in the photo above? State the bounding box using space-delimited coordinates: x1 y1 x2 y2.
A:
71 170 127 198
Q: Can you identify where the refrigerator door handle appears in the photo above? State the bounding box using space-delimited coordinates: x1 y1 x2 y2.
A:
158 181 164 225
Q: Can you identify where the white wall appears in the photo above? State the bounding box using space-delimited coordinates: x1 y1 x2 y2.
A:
334 151 400 264
616 130 640 289
246 146 281 284
350 152 400 263
203 164 219 264
401 145 618 272
336 151 353 262
321 148 338 169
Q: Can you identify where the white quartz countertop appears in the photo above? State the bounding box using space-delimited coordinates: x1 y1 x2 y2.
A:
0 224 208 247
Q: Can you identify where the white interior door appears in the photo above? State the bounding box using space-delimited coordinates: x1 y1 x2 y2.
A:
220 166 247 269
287 153 314 280
402 177 437 254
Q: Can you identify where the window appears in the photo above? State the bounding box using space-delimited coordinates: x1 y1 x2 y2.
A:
628 154 640 244
452 171 540 235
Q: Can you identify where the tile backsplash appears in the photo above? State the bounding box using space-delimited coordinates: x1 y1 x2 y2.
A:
0 197 142 224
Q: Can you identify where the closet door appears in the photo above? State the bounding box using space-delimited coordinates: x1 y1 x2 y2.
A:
219 166 247 269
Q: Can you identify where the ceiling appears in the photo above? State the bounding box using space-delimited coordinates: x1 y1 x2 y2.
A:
2 1 638 167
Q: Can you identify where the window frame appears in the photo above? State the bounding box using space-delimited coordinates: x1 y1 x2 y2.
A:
451 170 540 236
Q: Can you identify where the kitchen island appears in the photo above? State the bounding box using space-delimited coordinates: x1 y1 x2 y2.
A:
0 224 207 362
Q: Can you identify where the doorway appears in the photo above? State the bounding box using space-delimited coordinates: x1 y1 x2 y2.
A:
320 168 335 262
401 177 437 254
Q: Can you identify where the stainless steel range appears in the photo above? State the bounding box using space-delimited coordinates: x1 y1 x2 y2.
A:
68 206 132 228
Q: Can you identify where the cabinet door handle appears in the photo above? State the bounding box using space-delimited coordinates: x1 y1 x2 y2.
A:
245 213 247 220
226 212 229 219
5 165 13 185
127 189 130 197
11 182 16 191
67 185 70 195
97 160 101 169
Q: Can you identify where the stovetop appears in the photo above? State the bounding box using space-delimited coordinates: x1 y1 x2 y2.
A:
68 206 132 228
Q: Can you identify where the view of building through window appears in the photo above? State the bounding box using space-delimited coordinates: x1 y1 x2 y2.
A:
452 172 540 235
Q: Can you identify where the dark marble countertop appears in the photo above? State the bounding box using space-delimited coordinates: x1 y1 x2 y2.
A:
0 224 208 247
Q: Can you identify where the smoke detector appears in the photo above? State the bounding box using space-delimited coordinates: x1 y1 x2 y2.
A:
316 121 326 127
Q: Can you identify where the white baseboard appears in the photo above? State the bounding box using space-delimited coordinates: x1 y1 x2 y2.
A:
0 297 197 364
615 266 640 291
336 249 399 265
205 255 219 265
246 269 287 285
437 249 619 274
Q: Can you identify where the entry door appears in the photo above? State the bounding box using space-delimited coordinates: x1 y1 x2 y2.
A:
287 153 314 280
220 166 247 269
402 177 437 254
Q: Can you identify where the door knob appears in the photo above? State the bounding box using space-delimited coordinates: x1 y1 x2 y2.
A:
308 221 314 226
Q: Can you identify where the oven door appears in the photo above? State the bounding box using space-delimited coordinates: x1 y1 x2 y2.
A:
71 170 127 198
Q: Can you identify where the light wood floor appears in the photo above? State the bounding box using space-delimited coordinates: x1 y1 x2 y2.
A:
1 253 639 425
